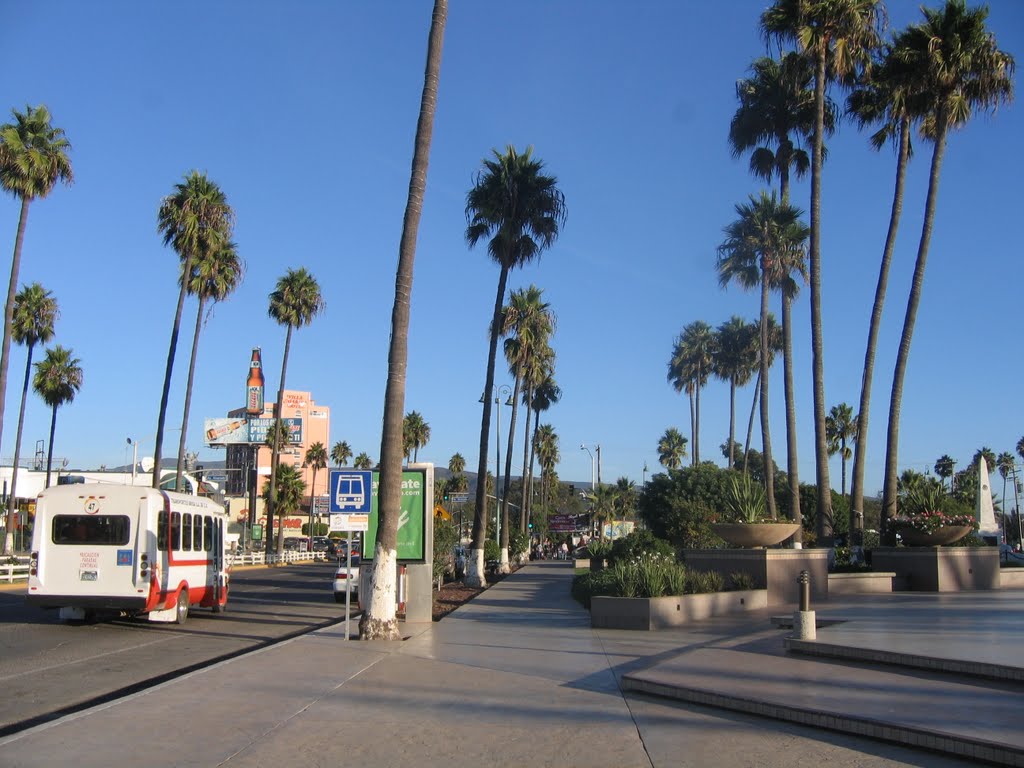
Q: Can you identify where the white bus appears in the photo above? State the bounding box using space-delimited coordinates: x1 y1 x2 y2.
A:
26 485 230 623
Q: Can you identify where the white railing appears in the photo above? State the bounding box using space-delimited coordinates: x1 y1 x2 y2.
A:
228 551 333 568
1 558 30 583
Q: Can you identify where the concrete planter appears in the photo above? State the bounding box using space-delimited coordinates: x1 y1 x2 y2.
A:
711 522 800 548
591 589 767 630
872 546 999 591
895 524 972 547
828 571 895 595
1000 568 1024 588
683 548 829 606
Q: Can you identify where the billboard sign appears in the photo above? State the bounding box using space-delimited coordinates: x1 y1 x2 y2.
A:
248 417 302 445
204 418 249 445
549 513 588 532
362 469 428 562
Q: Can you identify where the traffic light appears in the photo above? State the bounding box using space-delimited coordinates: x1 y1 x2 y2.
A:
443 492 449 502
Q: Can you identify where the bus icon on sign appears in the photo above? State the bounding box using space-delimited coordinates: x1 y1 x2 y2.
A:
330 470 371 513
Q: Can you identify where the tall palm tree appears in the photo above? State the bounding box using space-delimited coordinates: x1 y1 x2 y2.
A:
668 321 714 464
613 477 637 525
262 463 306 538
0 105 72 462
331 440 353 467
303 441 328 545
657 427 688 470
718 192 808 520
713 317 758 470
934 454 956 492
741 314 783 473
972 447 997 474
1017 436 1024 464
448 452 465 475
266 268 325 553
997 452 1015 520
361 0 447 642
464 145 566 588
32 345 82 488
535 424 560 515
402 411 431 462
153 171 233 487
846 39 927 545
176 239 243 490
525 369 559 531
881 1 1014 538
4 283 57 553
354 452 373 470
763 0 884 545
825 402 858 498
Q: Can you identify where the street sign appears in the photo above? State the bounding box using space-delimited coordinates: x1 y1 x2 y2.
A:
330 513 369 532
312 495 330 514
449 492 469 503
329 470 372 513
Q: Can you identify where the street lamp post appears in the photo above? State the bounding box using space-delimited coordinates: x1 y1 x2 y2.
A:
126 437 138 484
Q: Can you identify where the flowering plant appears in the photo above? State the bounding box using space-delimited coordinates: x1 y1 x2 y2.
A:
894 484 976 533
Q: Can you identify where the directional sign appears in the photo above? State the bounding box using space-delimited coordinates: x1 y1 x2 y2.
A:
449 492 469 504
329 470 372 514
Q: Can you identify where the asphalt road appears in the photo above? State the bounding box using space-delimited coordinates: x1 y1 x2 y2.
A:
0 561 355 734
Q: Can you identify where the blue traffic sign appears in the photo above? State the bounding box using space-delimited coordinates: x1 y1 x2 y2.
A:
328 470 372 514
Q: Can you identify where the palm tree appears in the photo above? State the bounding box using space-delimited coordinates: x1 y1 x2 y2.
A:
262 463 306 541
331 440 353 467
535 424 560 516
657 427 688 470
33 345 82 488
973 447 997 474
667 321 714 465
881 1 1014 538
997 452 1015 520
449 452 465 475
934 454 956 491
613 477 637 525
847 37 928 545
741 314 783 474
176 239 243 490
825 403 858 498
464 145 566 588
4 283 57 553
762 0 885 545
717 192 809 520
1017 436 1024 464
264 419 292 453
303 441 328 546
354 452 374 470
153 171 233 487
266 268 325 553
402 411 431 462
0 105 72 462
713 317 758 470
526 371 560 531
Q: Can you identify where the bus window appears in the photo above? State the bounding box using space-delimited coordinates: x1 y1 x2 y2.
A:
52 515 130 545
203 516 213 551
171 512 181 551
182 514 192 550
158 511 167 551
193 515 202 551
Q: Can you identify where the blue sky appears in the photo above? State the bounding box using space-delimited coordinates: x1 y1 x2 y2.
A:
2 1 1022 499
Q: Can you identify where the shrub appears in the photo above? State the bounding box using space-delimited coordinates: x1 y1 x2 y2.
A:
509 529 530 560
571 570 617 609
609 529 674 565
665 562 687 596
728 571 756 590
687 569 725 594
432 520 460 584
586 538 613 559
609 561 639 597
484 539 500 562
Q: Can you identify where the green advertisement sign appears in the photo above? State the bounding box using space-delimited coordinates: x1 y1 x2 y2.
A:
362 469 426 562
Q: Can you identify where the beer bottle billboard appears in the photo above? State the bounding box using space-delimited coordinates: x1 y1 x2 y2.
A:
246 347 265 415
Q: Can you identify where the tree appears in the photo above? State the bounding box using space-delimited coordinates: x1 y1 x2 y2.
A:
657 427 688 470
177 239 243 490
589 484 617 540
526 371 560 531
613 477 637 524
402 410 431 462
881 1 1014 539
464 145 566 587
717 192 808 521
847 34 929 545
32 345 82 488
4 283 57 553
262 463 306 531
825 403 858 498
667 321 714 465
972 447 997 474
0 105 72 474
934 454 956 491
361 0 447 641
264 419 292 453
303 441 328 547
354 452 374 470
153 172 232 488
535 424 560 516
763 0 884 545
997 452 1015 516
331 440 353 467
713 317 758 470
1017 436 1024 464
266 268 325 554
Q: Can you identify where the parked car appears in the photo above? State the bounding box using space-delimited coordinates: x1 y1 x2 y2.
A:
311 536 330 552
283 538 306 552
333 555 361 602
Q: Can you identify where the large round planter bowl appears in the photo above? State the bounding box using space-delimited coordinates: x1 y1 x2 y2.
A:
711 522 800 548
896 524 972 547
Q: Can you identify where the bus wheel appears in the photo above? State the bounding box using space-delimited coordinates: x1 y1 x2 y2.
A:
174 589 189 625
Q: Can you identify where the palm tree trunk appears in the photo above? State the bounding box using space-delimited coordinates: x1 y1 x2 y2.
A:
518 382 533 535
882 124 948 542
44 403 58 489
526 404 540 532
759 274 777 519
176 296 206 491
267 324 293 555
743 368 760 474
499 371 522 573
841 438 847 498
782 293 801 540
727 379 736 470
0 197 30 484
850 116 910 546
153 249 194 489
4 343 34 554
361 0 445 633
694 361 701 464
810 47 833 545
468 264 508 588
687 387 695 466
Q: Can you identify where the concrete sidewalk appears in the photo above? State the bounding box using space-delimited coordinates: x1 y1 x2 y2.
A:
0 562 1002 767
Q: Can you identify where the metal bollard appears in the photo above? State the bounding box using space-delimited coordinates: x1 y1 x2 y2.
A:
798 570 810 612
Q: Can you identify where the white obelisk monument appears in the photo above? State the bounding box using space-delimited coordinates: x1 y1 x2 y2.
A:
976 456 999 542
